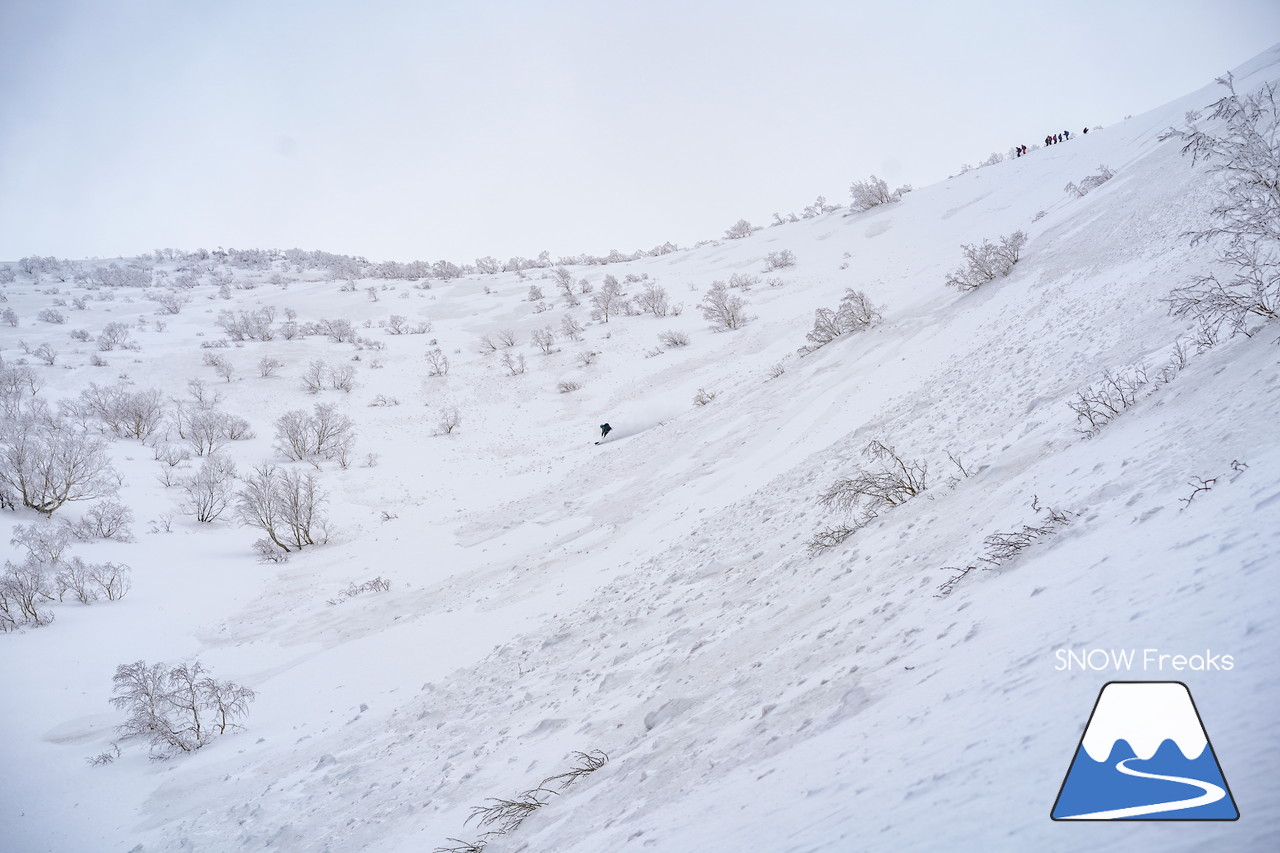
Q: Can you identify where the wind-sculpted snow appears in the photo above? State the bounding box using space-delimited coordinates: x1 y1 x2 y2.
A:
0 44 1278 853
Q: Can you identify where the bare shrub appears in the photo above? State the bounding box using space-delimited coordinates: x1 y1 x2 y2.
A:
1067 364 1149 435
301 360 327 394
425 348 450 377
274 403 355 467
531 327 557 354
658 330 690 347
435 406 461 435
496 329 518 348
258 356 283 378
151 292 190 315
33 343 58 366
693 388 717 406
557 380 582 393
500 352 527 375
577 350 598 367
11 523 72 564
0 425 118 515
235 465 329 553
0 558 56 628
1160 75 1280 340
62 499 134 542
937 499 1073 596
637 282 670 316
944 231 1028 292
327 363 356 393
811 440 927 549
96 321 135 351
38 308 67 324
180 455 238 522
325 576 391 606
110 660 255 757
560 314 584 341
800 289 882 353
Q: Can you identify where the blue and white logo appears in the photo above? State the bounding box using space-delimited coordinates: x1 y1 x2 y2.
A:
1051 681 1238 820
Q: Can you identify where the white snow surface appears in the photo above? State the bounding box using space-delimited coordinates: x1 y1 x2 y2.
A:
2 45 1279 853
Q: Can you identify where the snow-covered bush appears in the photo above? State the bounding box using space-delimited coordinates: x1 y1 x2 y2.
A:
590 277 623 322
848 175 908 212
800 289 882 353
235 465 329 553
258 357 282 378
110 660 255 758
0 424 118 515
658 330 690 347
557 380 582 393
763 250 796 271
699 281 749 330
61 499 135 542
1064 164 1115 198
1162 75 1280 340
944 231 1027 292
64 382 166 440
96 321 135 351
693 388 718 406
560 314 584 342
151 292 191 315
724 219 758 240
0 307 16 326
531 328 557 354
11 523 72 564
637 282 670 316
0 557 56 628
274 403 355 467
38 308 67 324
172 406 254 456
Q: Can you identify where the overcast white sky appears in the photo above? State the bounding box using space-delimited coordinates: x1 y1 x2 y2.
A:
1 1 1277 265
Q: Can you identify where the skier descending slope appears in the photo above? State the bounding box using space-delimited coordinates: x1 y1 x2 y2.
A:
596 423 612 445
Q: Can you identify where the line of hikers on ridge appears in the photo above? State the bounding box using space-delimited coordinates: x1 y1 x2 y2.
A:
1013 126 1089 157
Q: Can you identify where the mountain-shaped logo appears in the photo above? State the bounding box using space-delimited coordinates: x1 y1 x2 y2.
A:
1051 681 1238 820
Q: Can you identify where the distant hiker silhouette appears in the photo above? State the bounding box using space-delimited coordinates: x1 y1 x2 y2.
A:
599 423 612 439
1083 127 1089 134
1063 129 1070 140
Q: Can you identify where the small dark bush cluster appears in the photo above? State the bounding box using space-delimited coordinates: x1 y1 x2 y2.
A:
326 576 391 606
435 751 608 853
937 498 1073 596
810 440 927 549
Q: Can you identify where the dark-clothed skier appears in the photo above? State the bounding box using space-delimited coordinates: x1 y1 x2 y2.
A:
599 423 612 440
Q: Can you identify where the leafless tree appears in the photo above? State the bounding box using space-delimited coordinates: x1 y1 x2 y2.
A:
235 464 329 552
425 348 450 377
944 231 1028 291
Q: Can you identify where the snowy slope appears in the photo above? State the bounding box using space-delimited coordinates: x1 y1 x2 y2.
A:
1 45 1278 853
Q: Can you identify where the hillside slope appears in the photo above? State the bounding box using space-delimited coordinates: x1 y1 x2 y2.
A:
1 46 1278 853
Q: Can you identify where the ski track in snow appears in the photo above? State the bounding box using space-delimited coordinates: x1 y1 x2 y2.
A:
0 43 1278 853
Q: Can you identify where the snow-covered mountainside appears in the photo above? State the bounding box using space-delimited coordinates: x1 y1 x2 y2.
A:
2 46 1278 853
